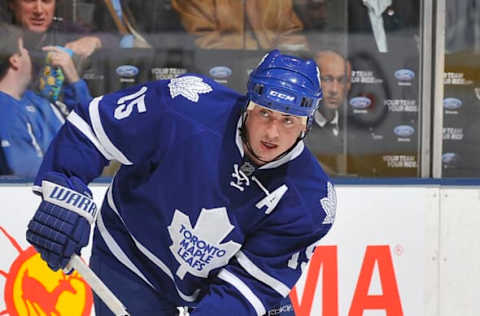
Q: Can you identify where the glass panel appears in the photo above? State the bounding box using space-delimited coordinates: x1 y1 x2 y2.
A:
0 0 425 180
343 0 422 177
301 0 349 177
442 1 480 177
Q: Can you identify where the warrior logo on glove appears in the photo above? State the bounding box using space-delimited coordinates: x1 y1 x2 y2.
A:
43 181 98 224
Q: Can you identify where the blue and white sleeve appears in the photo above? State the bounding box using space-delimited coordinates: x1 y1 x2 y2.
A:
34 81 174 188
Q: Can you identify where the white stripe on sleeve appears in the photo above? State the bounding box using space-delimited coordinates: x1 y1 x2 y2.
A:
88 96 132 165
67 110 114 160
236 251 290 297
218 269 266 316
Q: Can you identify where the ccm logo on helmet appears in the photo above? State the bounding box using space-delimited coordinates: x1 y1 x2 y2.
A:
269 90 295 102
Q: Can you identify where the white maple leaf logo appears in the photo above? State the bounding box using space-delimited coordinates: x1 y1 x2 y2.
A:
320 182 336 224
168 207 242 279
168 76 213 102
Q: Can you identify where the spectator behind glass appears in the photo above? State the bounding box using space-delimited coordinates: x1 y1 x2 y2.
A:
305 49 351 176
172 0 308 50
37 44 93 115
7 0 95 113
293 0 328 31
0 23 91 178
316 50 351 123
7 0 101 58
87 0 190 49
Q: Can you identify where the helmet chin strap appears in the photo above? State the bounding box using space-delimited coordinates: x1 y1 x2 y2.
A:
239 107 307 167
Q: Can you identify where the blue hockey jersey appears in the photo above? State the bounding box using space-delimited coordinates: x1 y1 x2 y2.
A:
33 74 336 315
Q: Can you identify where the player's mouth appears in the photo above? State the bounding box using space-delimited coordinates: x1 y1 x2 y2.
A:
261 141 278 150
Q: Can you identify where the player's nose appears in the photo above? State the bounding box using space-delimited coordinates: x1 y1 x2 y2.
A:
265 121 280 140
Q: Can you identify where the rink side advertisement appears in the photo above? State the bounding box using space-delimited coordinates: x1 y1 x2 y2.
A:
344 0 421 177
442 53 480 177
346 44 420 177
0 185 431 316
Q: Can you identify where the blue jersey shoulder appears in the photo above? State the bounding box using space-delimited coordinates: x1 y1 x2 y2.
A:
282 149 335 228
62 74 247 168
161 74 246 128
95 73 245 130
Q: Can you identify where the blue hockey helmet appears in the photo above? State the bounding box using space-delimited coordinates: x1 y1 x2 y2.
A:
247 49 322 123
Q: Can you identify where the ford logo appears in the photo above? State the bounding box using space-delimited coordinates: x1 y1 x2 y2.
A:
209 66 232 79
394 69 415 81
349 97 371 109
443 97 463 110
442 152 458 164
393 125 415 137
116 65 139 78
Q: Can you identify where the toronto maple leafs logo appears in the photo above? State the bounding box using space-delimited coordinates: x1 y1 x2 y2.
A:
320 182 336 224
168 207 242 279
168 76 213 102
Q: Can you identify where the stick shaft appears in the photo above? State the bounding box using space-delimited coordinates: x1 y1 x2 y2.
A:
67 255 130 316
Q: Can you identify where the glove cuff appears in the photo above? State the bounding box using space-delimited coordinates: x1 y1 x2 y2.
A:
42 180 98 224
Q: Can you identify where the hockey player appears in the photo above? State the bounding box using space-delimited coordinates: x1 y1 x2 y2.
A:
26 49 336 315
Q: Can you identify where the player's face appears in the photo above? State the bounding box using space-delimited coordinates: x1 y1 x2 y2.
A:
10 0 56 33
244 103 306 165
317 53 350 110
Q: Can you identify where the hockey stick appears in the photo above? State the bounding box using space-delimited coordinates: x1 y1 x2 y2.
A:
65 255 130 316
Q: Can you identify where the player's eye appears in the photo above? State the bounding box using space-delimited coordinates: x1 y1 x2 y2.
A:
282 117 296 127
259 109 270 118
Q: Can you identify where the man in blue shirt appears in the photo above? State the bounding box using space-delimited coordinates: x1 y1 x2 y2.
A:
26 49 336 315
0 24 91 178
